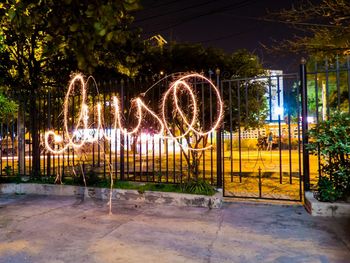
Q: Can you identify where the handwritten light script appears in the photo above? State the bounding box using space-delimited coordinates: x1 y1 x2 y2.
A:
44 73 224 154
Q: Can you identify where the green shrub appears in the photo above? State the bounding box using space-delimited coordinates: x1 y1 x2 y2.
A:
308 112 350 202
181 179 216 195
316 176 343 202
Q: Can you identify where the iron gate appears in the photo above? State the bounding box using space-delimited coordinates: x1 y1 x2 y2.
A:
220 72 303 201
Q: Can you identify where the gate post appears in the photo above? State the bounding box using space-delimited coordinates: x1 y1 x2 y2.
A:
300 58 310 191
215 68 222 188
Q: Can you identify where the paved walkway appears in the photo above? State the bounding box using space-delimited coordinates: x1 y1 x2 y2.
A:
0 195 349 263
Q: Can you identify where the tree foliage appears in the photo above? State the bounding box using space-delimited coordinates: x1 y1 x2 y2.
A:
139 42 265 78
0 93 17 121
0 0 141 94
268 0 350 58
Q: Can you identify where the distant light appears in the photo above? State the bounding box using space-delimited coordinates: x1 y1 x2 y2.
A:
275 106 283 116
160 70 164 75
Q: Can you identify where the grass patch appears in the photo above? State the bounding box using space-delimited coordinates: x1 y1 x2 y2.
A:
1 175 216 196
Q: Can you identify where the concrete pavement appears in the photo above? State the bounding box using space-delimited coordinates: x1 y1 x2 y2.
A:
0 194 349 263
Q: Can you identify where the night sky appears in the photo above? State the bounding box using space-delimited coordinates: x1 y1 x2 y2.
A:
134 0 305 72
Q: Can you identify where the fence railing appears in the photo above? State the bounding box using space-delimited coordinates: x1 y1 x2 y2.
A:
1 56 349 202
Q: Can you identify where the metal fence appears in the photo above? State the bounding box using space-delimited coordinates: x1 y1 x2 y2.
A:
305 55 350 188
1 56 350 202
0 74 223 186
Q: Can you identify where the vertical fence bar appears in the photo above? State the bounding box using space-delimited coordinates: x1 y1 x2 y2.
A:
0 123 2 175
42 96 46 177
300 58 310 191
229 82 233 183
159 135 162 182
92 95 95 167
72 95 75 168
114 81 118 179
268 77 272 122
347 56 350 114
120 80 125 180
103 86 107 179
258 167 262 198
314 62 321 181
201 81 205 180
237 81 242 182
172 134 175 183
108 84 112 176
6 116 9 168
133 134 136 181
152 136 155 182
47 92 51 176
139 133 142 181
17 99 24 176
147 136 150 182
297 76 303 201
277 76 282 184
61 95 65 179
165 137 168 182
221 79 225 188
288 99 292 184
325 58 330 118
126 131 129 180
11 115 15 175
216 69 222 188
336 55 341 110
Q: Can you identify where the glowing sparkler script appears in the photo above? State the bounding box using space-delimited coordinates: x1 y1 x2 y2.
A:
44 73 224 153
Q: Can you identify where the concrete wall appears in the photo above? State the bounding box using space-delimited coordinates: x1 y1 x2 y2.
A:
305 191 350 217
0 183 222 209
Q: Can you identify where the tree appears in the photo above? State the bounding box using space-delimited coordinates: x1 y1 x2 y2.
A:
0 0 141 176
268 0 350 58
0 93 17 121
138 42 265 78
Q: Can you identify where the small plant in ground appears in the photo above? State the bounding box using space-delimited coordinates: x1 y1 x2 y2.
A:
181 179 216 195
85 171 102 186
2 166 12 176
308 112 350 202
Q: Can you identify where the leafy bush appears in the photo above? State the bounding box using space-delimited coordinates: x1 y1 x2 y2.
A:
181 179 216 195
308 112 350 202
316 176 343 202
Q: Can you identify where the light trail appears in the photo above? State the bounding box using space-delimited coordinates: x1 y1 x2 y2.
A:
44 73 223 153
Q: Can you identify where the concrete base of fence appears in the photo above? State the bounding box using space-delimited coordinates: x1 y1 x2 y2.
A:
304 191 350 217
0 183 222 209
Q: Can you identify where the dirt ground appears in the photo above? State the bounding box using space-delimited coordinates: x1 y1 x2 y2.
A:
0 194 349 263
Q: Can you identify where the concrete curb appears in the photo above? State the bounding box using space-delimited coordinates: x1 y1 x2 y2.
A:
0 183 222 209
304 191 350 217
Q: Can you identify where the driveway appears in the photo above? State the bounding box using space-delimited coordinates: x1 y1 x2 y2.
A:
0 195 349 263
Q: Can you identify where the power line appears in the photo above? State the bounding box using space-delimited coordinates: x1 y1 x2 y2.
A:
223 14 339 28
147 0 187 9
199 26 258 43
135 0 217 23
142 0 257 35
